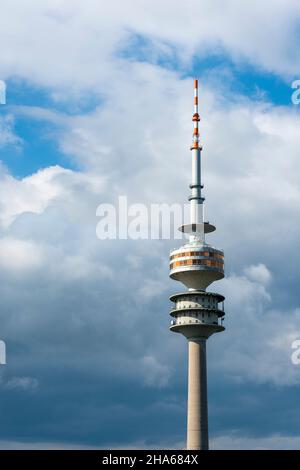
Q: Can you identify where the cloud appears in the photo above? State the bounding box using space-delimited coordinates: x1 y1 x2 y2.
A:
0 438 184 450
3 376 39 392
212 434 300 450
0 0 300 449
0 0 299 97
0 164 107 228
1 72 300 445
243 264 272 285
140 355 172 388
0 72 299 446
2 433 300 450
0 238 44 272
0 165 70 228
0 115 22 148
211 264 300 386
0 440 96 450
0 370 39 392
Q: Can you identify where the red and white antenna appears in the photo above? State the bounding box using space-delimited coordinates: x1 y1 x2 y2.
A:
191 79 201 151
189 78 204 234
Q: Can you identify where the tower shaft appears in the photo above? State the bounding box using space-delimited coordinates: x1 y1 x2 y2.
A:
187 339 208 450
190 148 203 226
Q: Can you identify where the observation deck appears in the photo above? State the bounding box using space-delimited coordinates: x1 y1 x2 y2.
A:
169 244 224 290
169 290 225 339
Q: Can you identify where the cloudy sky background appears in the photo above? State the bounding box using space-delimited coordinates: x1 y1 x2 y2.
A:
0 0 300 449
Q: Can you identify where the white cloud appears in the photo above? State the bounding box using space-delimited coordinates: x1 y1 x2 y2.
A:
1 64 299 393
0 438 183 450
2 70 300 391
138 278 169 301
0 165 70 228
212 434 300 450
0 440 95 450
211 264 300 386
4 376 39 391
0 372 39 392
244 264 272 285
0 164 106 228
1 433 300 450
0 237 44 272
0 115 22 148
141 355 172 388
0 0 299 95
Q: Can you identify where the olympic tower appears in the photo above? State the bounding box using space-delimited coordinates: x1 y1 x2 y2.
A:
169 79 225 450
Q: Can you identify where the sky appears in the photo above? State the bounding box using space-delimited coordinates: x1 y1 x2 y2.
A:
0 0 300 450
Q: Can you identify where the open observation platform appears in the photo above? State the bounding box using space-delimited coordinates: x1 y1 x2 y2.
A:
169 290 225 339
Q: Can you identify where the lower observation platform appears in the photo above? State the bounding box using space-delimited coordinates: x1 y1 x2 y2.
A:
169 290 225 339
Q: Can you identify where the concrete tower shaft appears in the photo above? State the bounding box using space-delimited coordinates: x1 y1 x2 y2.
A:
187 339 208 450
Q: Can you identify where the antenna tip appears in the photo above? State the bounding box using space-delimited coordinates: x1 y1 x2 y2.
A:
194 79 198 89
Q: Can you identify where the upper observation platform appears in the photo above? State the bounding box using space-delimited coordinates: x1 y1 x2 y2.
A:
170 244 224 290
